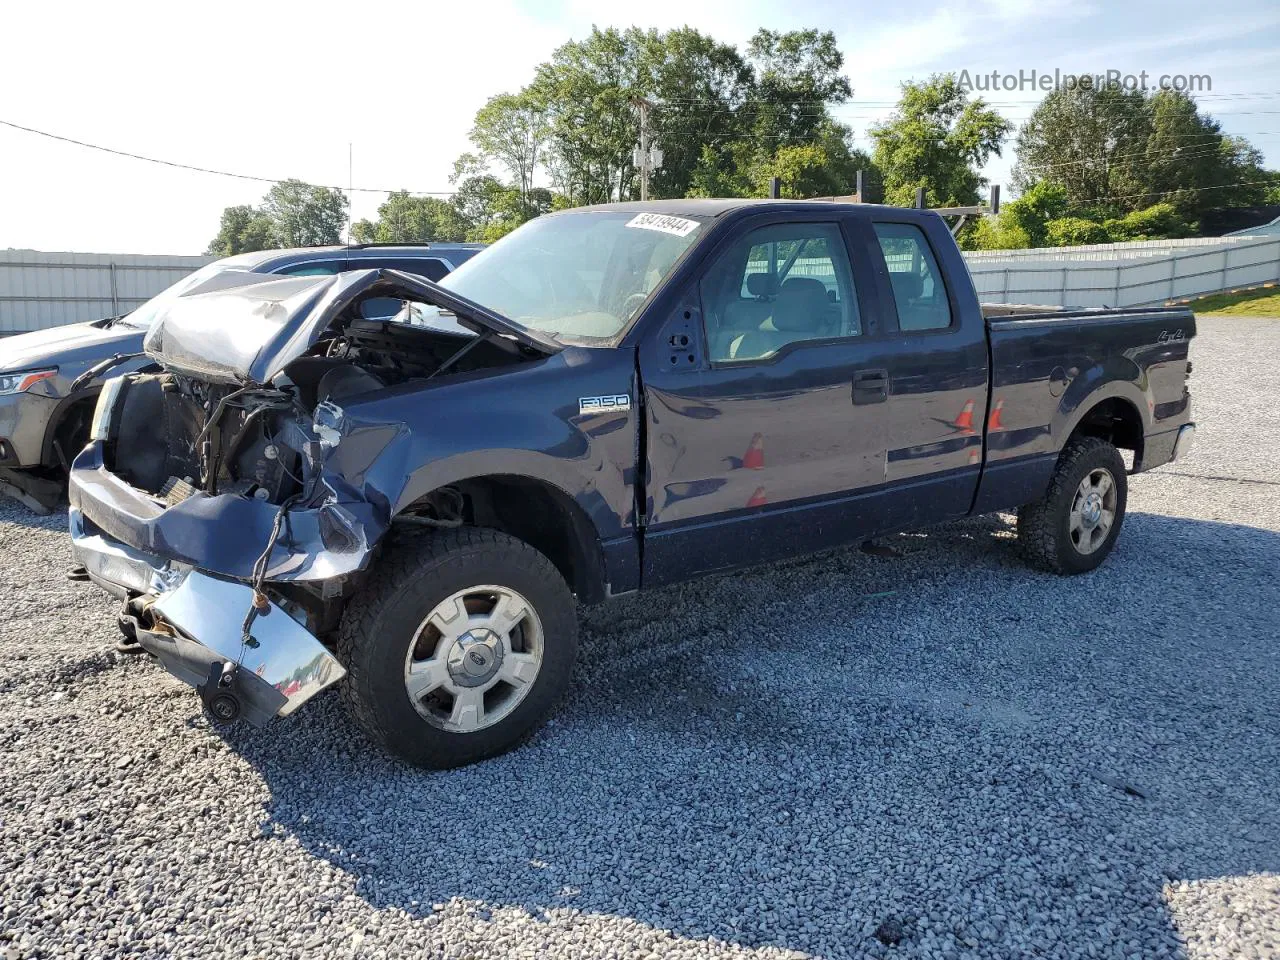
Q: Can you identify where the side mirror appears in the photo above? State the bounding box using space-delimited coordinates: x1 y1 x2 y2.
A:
359 297 404 321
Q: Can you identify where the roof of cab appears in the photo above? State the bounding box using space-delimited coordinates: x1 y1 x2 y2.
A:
554 197 941 221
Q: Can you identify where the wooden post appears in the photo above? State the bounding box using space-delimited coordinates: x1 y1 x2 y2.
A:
914 187 926 209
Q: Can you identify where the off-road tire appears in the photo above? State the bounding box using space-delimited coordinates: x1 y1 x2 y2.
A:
337 527 578 769
1017 437 1128 574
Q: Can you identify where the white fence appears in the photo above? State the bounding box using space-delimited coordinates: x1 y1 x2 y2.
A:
963 233 1280 308
0 250 213 335
3 230 1279 335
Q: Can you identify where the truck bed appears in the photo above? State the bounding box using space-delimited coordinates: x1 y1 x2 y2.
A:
972 304 1195 513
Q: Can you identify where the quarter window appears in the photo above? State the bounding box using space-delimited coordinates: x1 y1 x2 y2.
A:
873 223 952 331
700 222 859 362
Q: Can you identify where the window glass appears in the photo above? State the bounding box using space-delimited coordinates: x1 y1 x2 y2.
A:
384 258 449 283
700 222 859 362
438 211 703 342
278 263 340 277
873 223 952 331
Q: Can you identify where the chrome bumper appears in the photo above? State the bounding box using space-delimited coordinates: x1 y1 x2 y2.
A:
71 508 345 724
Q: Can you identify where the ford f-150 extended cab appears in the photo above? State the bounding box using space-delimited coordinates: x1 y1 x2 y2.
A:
68 199 1196 769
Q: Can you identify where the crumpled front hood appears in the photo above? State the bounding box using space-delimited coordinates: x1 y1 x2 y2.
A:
0 320 143 372
143 268 560 385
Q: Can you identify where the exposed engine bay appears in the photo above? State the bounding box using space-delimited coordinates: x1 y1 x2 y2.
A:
108 302 532 508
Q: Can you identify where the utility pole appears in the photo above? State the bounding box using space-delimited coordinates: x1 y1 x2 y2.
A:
633 96 655 201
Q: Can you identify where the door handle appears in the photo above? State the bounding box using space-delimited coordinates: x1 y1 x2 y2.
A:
852 368 889 405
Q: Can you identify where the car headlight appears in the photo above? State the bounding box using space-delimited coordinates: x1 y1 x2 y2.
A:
0 368 57 396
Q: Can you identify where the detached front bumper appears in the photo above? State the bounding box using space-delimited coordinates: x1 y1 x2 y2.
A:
71 507 346 725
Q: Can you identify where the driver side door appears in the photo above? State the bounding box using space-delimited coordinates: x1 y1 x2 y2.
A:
639 213 894 586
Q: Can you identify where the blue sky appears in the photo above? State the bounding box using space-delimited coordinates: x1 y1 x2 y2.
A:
2 0 1276 254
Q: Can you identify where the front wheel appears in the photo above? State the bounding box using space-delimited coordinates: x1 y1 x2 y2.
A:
337 528 578 769
1017 437 1128 574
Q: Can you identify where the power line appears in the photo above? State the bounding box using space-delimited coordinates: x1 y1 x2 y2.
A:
0 118 456 196
1059 178 1278 212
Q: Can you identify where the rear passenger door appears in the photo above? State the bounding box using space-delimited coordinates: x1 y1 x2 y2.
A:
862 216 989 524
640 215 894 585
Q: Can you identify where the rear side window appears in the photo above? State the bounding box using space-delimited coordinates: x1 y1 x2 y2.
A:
873 223 952 331
277 262 341 277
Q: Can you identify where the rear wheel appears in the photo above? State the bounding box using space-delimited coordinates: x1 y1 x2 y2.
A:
338 527 578 769
1017 437 1128 574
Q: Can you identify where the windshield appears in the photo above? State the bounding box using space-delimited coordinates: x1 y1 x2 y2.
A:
437 210 704 341
121 261 235 328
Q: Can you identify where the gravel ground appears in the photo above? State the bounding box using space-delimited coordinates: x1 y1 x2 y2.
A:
1 316 1278 960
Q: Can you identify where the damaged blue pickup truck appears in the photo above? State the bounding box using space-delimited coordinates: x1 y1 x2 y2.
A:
69 199 1196 768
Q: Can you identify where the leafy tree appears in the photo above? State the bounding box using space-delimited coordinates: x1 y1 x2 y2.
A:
261 179 349 247
1000 181 1069 247
1102 202 1195 241
630 27 755 200
870 74 1012 208
522 25 864 205
470 92 551 216
206 204 276 256
353 191 470 243
752 134 875 199
966 218 1029 251
744 29 852 146
1015 86 1267 219
1044 217 1110 246
529 27 642 205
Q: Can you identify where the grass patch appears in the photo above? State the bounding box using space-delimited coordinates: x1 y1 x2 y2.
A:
1185 286 1280 316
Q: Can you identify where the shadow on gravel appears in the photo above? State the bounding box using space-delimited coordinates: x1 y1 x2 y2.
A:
0 499 68 532
214 511 1280 957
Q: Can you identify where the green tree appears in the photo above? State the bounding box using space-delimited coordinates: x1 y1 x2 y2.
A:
355 191 470 243
744 29 852 146
261 179 349 247
470 92 551 216
520 25 862 206
205 204 276 256
870 74 1012 208
529 27 642 205
1044 217 1110 246
1102 203 1195 241
631 26 755 200
1015 86 1267 219
966 217 1030 251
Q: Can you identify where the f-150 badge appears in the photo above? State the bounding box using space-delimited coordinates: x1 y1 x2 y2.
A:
579 395 631 415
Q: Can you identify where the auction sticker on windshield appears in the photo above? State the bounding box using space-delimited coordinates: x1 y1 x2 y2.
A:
625 213 701 237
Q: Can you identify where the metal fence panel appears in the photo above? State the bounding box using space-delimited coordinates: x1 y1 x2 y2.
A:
0 250 213 334
964 234 1280 308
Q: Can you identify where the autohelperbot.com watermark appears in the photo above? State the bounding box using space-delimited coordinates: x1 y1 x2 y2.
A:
957 68 1212 94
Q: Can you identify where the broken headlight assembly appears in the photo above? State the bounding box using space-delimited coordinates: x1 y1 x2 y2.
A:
312 400 345 448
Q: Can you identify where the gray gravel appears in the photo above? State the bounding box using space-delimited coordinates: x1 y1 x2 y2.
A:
2 315 1278 960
